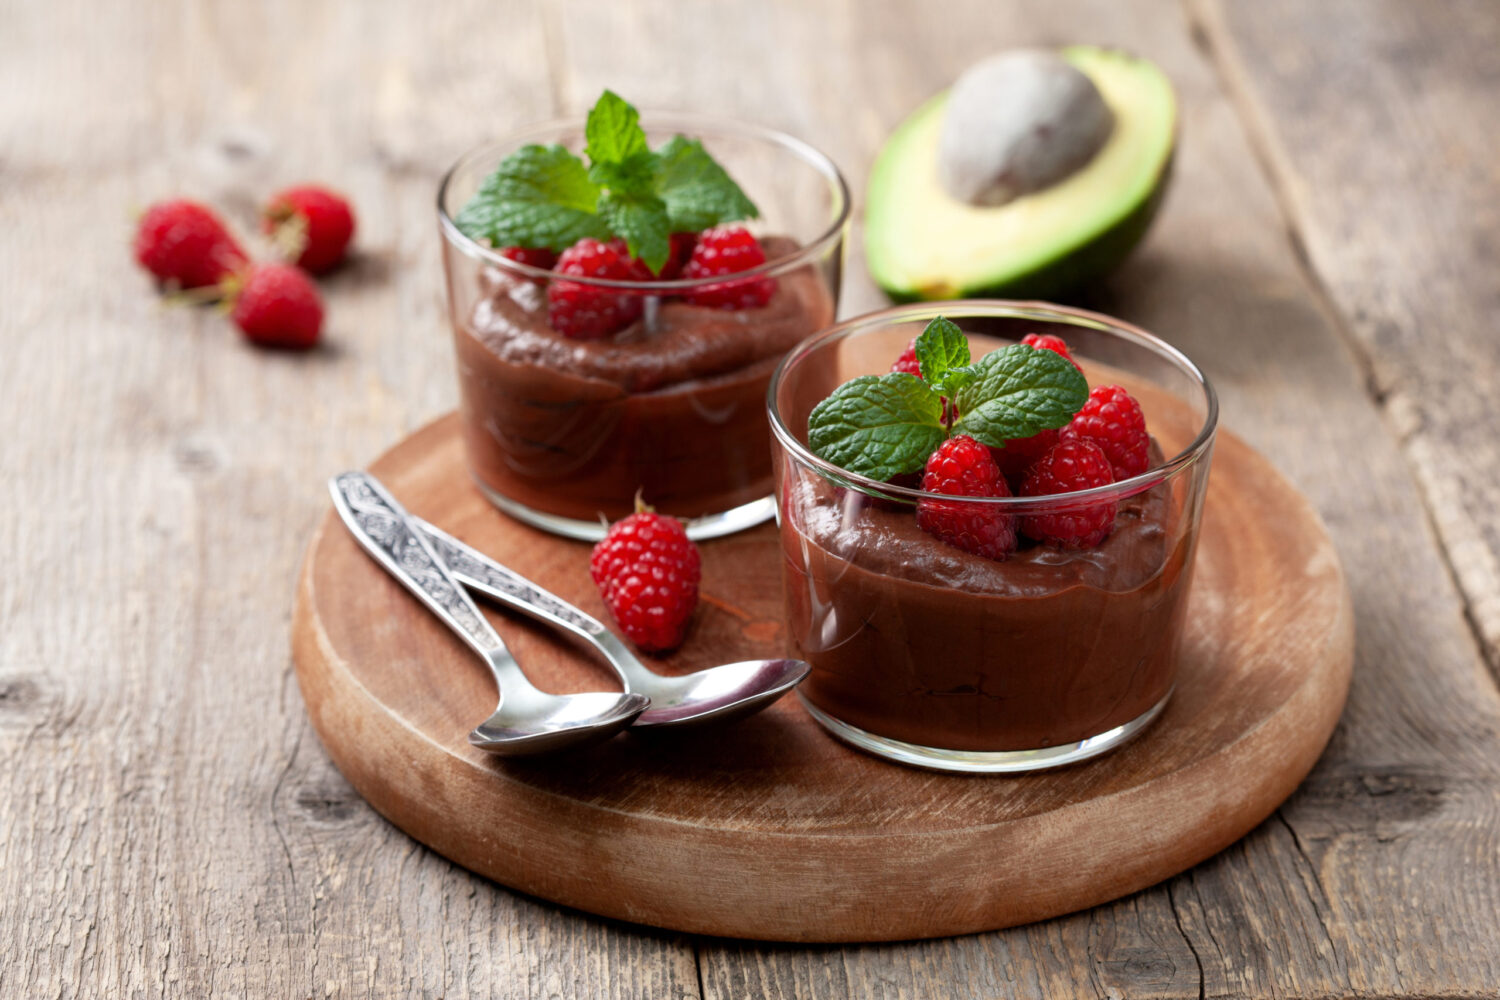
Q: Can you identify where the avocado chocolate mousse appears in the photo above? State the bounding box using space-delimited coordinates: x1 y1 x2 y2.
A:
439 90 846 537
455 237 834 524
770 309 1217 771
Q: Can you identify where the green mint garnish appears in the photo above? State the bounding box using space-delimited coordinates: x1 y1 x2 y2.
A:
455 90 759 274
913 315 978 397
806 316 1089 480
598 192 671 277
453 144 610 251
807 374 949 483
584 90 650 165
951 346 1088 445
654 136 760 232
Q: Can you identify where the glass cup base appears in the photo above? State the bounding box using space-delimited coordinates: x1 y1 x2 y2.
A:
797 688 1173 774
471 476 777 542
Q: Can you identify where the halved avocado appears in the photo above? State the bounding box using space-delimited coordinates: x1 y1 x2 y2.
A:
866 47 1177 302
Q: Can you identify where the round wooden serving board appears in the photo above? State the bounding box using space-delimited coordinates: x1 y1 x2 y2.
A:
292 412 1353 943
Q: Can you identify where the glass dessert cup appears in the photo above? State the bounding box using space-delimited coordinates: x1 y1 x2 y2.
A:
438 117 849 541
769 302 1218 773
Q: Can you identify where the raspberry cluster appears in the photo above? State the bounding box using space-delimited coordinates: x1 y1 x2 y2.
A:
499 225 778 340
132 185 356 350
887 333 1153 560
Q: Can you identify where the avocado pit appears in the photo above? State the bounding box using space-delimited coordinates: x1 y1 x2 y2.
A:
938 49 1115 207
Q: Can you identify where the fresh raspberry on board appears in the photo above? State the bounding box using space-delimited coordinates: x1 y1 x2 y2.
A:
890 338 922 376
133 199 248 290
1021 332 1079 369
1061 384 1150 480
681 225 776 309
227 262 324 350
1019 437 1117 547
547 237 651 339
916 435 1017 560
590 510 702 653
263 185 356 274
498 246 558 270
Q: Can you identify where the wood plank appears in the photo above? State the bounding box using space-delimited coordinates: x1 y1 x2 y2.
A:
0 0 698 997
1196 0 1500 673
545 0 1500 995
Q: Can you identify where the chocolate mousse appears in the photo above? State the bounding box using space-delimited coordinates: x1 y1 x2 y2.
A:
783 462 1193 752
454 236 835 523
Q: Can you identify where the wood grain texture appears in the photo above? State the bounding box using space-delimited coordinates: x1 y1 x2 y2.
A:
1196 0 1500 674
293 413 1352 942
0 1 699 998
3 0 1499 995
545 0 1500 996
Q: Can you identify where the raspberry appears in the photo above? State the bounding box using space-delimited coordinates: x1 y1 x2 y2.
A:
547 238 652 339
228 262 324 350
1019 437 1117 547
681 225 776 309
991 428 1060 485
1021 332 1080 369
263 185 356 274
590 510 701 653
498 246 558 270
890 338 922 376
916 435 1017 560
657 232 699 280
1061 384 1150 480
133 199 247 289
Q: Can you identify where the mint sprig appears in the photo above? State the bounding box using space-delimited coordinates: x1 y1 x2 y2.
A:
952 347 1089 444
453 144 610 250
806 317 1089 480
913 315 978 397
807 374 948 483
455 90 760 273
655 136 760 232
584 90 650 165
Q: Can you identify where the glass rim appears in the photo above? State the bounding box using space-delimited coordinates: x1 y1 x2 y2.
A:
435 112 852 291
766 300 1220 508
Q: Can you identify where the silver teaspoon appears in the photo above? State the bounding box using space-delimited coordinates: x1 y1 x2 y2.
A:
328 472 648 755
416 517 809 728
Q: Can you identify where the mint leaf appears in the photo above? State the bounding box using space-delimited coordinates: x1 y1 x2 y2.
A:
585 90 649 166
655 136 760 231
807 373 947 481
453 144 610 250
952 345 1089 447
599 191 671 273
914 316 969 385
589 150 660 197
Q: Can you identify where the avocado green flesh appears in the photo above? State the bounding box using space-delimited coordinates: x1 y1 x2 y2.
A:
866 47 1177 301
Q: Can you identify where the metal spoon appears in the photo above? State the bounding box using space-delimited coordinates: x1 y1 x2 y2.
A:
415 517 810 728
328 472 649 755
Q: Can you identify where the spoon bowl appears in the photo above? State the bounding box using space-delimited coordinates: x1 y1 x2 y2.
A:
469 689 650 752
618 658 808 728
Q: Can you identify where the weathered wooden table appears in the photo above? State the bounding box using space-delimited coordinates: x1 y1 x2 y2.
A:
5 1 1499 996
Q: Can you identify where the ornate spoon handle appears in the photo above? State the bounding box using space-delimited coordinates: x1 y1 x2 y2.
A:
416 518 655 693
418 519 609 642
328 472 507 658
